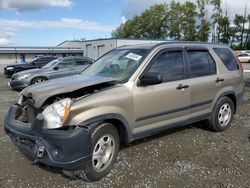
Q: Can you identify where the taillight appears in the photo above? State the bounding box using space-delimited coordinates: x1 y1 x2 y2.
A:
235 54 243 73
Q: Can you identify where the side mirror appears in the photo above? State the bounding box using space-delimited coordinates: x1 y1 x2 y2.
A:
139 72 162 86
53 66 59 70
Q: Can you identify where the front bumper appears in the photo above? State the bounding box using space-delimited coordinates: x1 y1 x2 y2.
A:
4 105 91 171
9 79 30 90
4 69 14 77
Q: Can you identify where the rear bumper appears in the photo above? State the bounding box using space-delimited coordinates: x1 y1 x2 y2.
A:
4 105 92 171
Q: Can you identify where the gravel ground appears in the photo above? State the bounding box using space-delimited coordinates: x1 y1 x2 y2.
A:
0 73 250 188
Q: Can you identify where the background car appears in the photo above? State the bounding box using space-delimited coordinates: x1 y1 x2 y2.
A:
4 56 57 77
9 56 94 90
237 53 250 63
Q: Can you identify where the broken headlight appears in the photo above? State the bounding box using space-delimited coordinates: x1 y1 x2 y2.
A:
42 98 72 129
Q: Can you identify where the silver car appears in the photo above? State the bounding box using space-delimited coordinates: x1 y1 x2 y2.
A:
9 56 94 90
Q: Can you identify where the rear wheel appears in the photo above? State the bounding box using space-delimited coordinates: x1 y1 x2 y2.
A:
74 123 119 182
31 77 47 85
208 97 234 132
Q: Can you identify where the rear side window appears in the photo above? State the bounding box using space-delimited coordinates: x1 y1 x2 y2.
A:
213 48 238 71
148 51 184 82
76 59 92 66
187 51 216 77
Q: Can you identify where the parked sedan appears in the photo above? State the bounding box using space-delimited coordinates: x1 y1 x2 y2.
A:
237 53 250 63
4 56 57 77
9 56 94 90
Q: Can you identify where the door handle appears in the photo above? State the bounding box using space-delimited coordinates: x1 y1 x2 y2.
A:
176 84 189 90
215 78 225 83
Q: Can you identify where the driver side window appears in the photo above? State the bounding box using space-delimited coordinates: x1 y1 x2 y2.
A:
147 51 184 82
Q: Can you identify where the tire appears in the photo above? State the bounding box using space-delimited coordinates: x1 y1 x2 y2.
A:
75 123 119 182
31 77 47 85
208 97 234 132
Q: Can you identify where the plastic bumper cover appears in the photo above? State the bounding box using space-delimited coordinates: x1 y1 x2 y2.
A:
4 105 92 171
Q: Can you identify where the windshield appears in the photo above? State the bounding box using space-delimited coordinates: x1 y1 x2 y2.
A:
82 49 148 82
42 59 60 69
28 58 38 64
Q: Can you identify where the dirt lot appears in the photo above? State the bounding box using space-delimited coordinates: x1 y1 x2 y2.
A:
0 73 250 188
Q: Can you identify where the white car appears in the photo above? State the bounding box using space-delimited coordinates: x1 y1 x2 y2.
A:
237 53 250 63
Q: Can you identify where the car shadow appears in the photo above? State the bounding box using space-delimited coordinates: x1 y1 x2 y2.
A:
123 120 211 149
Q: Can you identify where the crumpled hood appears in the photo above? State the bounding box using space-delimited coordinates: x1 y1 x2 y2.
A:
21 74 116 108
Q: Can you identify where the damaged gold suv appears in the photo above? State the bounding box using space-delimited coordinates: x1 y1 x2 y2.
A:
4 42 244 181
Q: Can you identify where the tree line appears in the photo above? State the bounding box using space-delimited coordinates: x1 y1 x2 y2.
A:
112 0 250 50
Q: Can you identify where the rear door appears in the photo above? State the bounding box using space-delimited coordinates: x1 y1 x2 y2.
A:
213 47 244 98
185 47 222 118
133 48 191 135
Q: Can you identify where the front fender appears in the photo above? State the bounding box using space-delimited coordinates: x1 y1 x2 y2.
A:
67 106 134 142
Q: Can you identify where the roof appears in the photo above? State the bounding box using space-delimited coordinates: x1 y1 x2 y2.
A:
57 56 94 60
57 38 169 46
57 40 85 47
117 41 227 50
0 46 83 54
117 43 158 50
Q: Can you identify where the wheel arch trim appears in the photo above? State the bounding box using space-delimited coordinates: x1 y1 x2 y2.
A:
78 113 134 143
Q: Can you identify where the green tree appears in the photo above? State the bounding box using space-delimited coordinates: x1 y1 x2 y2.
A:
210 0 223 42
112 4 167 39
112 16 141 38
196 0 210 41
243 14 250 48
219 15 230 44
138 4 168 38
168 1 183 40
234 14 247 48
181 1 197 41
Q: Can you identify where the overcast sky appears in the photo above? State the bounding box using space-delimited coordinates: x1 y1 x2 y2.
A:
0 0 249 46
122 0 250 19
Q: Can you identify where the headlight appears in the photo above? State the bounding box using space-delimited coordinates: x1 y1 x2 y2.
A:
17 74 31 80
42 98 72 129
6 67 14 70
18 95 23 105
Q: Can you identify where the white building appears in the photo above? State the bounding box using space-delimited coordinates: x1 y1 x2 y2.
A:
58 38 167 60
0 38 167 66
0 46 83 65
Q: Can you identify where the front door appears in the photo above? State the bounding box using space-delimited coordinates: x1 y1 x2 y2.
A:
49 59 76 79
133 48 191 135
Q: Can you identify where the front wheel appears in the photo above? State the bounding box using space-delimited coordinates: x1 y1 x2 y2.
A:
76 123 119 182
208 97 234 132
31 77 47 85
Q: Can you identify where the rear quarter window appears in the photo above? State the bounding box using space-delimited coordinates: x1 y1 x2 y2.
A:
213 48 238 71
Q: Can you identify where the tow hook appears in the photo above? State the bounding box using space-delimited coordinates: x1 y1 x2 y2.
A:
37 145 45 158
32 146 44 164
